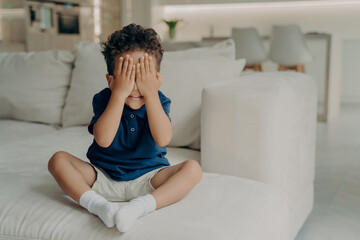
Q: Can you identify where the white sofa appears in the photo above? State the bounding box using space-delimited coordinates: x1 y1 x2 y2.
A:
0 40 317 240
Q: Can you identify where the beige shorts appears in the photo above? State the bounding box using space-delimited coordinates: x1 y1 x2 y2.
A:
90 164 167 202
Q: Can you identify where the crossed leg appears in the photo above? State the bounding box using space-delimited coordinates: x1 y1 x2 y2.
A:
48 151 97 203
48 151 203 231
150 160 203 209
48 151 203 208
114 159 203 232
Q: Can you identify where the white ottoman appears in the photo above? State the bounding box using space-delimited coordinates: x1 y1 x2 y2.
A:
201 71 317 239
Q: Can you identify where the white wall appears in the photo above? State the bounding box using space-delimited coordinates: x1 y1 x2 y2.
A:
121 0 152 28
342 39 360 103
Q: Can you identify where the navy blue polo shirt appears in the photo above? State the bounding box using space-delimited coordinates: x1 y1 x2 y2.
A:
86 87 171 181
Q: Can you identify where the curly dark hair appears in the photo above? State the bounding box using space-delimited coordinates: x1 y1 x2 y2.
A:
100 23 164 76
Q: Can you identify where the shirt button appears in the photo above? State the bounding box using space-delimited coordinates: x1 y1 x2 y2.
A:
131 127 135 132
130 114 135 118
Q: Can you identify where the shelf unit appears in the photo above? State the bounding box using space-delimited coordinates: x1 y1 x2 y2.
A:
0 0 122 52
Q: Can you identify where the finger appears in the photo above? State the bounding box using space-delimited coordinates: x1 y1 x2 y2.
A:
145 53 150 73
135 81 142 96
116 56 123 77
127 57 133 78
149 55 155 74
136 63 141 81
140 56 145 76
122 55 129 76
130 64 136 82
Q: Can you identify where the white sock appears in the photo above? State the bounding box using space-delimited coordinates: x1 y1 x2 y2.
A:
79 190 118 228
115 194 157 232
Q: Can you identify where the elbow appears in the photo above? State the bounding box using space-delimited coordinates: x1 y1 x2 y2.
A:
156 138 171 147
156 133 172 147
95 138 112 148
93 131 112 148
157 142 168 148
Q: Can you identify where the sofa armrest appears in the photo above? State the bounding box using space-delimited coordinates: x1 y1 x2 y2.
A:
201 71 317 214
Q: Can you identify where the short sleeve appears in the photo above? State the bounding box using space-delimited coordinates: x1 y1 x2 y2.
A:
159 91 171 122
88 89 110 135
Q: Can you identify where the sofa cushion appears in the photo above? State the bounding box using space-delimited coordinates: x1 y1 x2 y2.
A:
61 41 108 127
160 58 246 148
0 50 74 125
163 38 236 60
161 38 237 149
0 119 57 146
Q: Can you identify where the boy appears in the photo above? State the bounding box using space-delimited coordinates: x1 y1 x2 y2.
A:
48 24 203 233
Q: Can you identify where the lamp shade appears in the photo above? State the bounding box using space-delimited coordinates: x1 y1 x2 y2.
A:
269 24 313 66
231 27 268 65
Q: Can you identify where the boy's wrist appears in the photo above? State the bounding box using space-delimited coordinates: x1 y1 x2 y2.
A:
143 91 158 101
111 91 127 103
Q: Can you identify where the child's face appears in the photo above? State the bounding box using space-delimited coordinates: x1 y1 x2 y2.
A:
119 50 157 110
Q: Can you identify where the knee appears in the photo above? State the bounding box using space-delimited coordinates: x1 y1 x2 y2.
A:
48 151 68 174
184 160 203 184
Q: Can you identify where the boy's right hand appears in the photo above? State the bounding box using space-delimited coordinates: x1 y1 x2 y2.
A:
108 55 136 100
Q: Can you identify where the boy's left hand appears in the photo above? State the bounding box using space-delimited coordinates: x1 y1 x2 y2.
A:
136 53 162 99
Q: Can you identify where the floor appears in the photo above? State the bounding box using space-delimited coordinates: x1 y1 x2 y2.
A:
296 103 360 240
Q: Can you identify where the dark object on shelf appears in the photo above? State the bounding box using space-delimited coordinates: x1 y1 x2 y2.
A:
57 12 79 34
